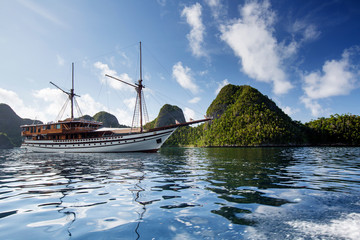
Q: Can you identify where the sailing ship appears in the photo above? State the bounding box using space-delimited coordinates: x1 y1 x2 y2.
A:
20 42 210 153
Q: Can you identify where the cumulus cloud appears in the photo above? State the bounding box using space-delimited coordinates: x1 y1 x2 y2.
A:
123 97 136 111
93 61 134 91
172 61 199 94
33 88 78 121
300 48 359 117
181 3 206 58
77 94 107 116
282 106 299 117
220 0 293 95
0 88 42 121
184 107 195 121
303 50 356 99
189 97 201 104
215 79 229 95
0 88 25 110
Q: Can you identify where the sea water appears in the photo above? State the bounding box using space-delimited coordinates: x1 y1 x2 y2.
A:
0 147 359 239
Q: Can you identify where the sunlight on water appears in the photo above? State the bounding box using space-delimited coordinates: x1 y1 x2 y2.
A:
288 213 360 240
0 147 359 239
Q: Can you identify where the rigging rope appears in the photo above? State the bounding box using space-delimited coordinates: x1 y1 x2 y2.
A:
56 98 70 121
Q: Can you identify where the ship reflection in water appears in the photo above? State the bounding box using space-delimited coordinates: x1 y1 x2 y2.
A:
0 147 360 239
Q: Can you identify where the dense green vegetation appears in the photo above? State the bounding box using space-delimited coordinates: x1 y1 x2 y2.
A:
166 85 360 147
144 104 185 130
306 114 360 145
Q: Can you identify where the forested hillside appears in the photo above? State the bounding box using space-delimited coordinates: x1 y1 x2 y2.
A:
306 114 360 145
166 85 360 147
166 85 306 147
144 104 185 130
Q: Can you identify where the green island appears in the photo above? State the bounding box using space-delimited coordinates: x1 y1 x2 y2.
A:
1 84 360 148
165 84 360 147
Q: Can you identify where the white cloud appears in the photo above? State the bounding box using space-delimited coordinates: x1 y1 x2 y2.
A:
215 79 229 95
0 88 42 121
93 61 134 91
301 48 359 117
56 54 65 66
32 88 112 122
184 107 195 121
205 0 224 20
300 96 326 117
113 108 133 126
0 86 130 125
123 97 136 111
292 20 321 42
189 97 201 104
172 62 199 94
303 50 356 99
282 106 299 116
77 94 107 117
33 88 70 120
181 3 206 58
220 0 293 95
0 88 25 110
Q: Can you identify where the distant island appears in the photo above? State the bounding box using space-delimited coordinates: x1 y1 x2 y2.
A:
1 84 360 149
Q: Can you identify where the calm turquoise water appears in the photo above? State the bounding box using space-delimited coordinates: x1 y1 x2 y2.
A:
0 147 359 239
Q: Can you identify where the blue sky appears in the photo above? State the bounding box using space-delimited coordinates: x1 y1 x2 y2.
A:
1 0 360 126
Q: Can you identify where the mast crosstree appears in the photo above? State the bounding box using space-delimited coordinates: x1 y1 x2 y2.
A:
106 41 148 132
50 62 81 120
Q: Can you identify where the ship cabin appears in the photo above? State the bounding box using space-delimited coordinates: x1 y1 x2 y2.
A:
21 119 103 141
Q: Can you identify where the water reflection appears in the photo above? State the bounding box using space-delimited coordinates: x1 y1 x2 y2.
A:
0 147 359 239
195 148 295 225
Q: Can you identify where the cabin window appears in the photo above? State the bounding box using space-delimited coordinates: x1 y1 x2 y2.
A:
156 138 162 144
38 128 40 133
56 124 61 129
42 126 46 130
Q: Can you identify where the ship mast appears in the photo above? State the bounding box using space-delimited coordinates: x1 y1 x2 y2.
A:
105 41 146 133
138 41 143 132
70 62 75 119
50 62 80 120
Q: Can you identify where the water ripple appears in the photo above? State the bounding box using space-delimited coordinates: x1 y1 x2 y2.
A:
0 147 359 239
